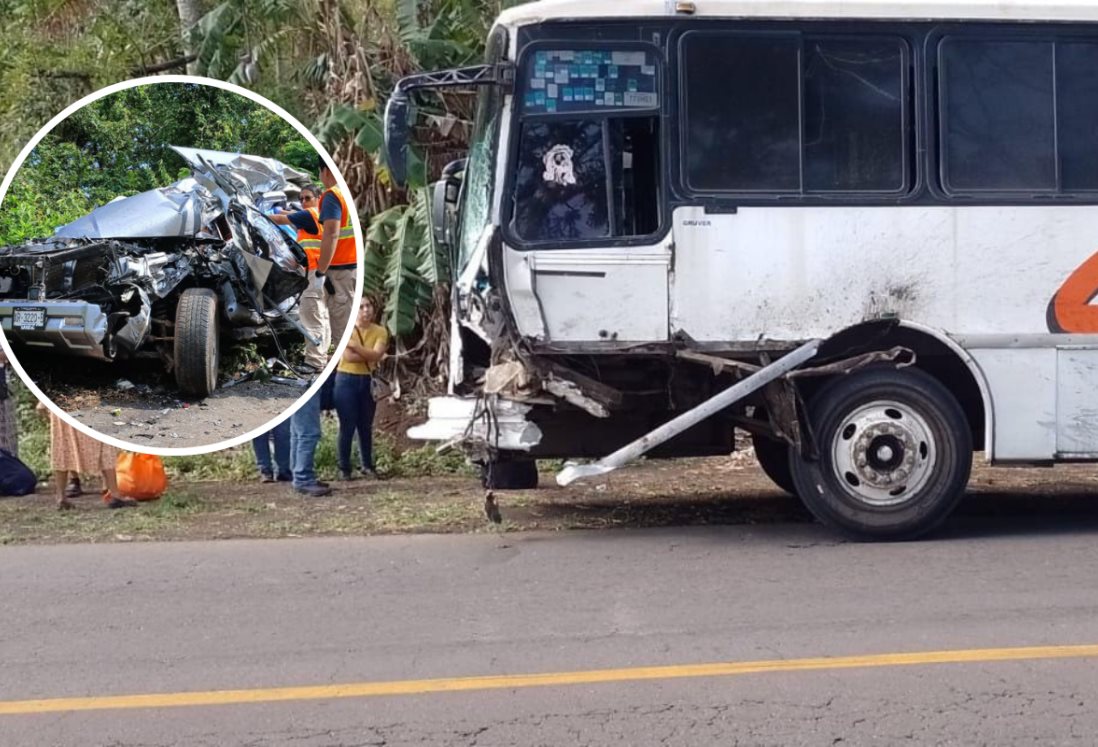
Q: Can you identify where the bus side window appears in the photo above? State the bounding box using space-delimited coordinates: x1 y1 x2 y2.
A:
512 116 660 243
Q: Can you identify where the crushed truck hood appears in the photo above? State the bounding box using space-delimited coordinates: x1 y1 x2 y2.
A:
55 180 220 240
55 146 310 241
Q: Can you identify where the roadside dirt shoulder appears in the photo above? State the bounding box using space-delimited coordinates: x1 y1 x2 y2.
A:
63 378 304 446
3 456 1098 545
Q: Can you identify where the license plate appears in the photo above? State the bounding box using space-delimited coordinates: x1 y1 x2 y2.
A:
13 307 46 331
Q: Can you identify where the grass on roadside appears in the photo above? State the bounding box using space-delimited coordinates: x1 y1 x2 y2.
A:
167 421 475 482
15 376 475 483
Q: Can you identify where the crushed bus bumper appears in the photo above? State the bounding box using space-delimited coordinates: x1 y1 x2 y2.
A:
407 396 543 452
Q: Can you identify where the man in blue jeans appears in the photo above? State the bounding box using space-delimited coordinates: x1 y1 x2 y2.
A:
290 388 330 496
251 419 292 482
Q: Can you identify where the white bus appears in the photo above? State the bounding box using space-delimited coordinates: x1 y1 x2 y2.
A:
384 0 1098 539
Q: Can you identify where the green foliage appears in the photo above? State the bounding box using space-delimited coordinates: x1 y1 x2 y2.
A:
0 83 311 246
279 139 318 173
0 0 185 171
167 446 258 481
0 143 98 244
314 103 376 154
364 188 447 338
14 378 49 479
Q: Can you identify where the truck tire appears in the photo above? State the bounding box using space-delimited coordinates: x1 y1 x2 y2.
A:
789 367 971 541
174 288 220 397
751 434 797 495
480 458 539 490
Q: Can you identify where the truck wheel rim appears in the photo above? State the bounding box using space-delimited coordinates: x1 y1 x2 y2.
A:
830 400 936 508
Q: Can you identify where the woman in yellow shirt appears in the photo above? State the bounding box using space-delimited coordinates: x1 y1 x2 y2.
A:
334 297 389 480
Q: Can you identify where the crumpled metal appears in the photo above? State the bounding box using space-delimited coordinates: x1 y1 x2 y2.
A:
55 182 221 240
54 146 310 240
171 146 311 206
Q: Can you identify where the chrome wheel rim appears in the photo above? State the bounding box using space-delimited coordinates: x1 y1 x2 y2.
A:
830 399 936 507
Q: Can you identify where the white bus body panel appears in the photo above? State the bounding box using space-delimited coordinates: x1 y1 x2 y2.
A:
669 205 1098 460
670 205 1098 340
497 203 1098 461
1055 347 1098 458
969 348 1057 460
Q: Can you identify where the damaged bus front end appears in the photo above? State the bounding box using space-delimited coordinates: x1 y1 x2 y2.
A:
385 16 814 491
384 29 537 463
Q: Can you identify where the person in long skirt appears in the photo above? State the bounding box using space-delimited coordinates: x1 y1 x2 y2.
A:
40 403 136 510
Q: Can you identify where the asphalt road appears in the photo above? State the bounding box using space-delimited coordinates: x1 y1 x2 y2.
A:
3 517 1098 746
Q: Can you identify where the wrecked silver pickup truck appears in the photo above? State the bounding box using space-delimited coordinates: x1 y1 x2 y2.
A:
0 147 314 397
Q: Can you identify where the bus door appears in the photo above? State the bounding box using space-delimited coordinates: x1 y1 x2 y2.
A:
504 45 670 344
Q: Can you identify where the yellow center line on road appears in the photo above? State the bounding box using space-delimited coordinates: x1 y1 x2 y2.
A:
3 643 1098 716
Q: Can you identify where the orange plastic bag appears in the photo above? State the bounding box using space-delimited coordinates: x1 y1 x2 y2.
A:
116 452 168 501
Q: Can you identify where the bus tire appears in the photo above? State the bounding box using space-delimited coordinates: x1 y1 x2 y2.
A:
789 367 971 540
174 288 220 397
480 458 538 490
751 434 797 495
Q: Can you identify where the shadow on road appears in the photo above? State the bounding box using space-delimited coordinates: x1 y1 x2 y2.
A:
945 490 1098 539
521 484 1098 541
528 491 811 529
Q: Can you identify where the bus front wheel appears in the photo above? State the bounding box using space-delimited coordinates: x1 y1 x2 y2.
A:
789 367 971 540
480 458 538 490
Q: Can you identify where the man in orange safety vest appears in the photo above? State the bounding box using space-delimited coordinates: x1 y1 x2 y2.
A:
270 184 329 370
313 158 359 353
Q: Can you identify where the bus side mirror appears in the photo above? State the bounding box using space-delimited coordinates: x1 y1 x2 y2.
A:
384 90 412 186
441 158 466 208
431 179 451 253
431 159 466 255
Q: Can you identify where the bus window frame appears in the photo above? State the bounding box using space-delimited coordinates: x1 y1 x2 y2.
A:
675 27 914 200
502 38 672 252
933 25 1098 200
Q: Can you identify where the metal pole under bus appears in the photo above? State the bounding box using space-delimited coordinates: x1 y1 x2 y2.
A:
555 339 821 486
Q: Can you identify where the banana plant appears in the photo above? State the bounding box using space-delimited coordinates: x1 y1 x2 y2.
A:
364 188 448 338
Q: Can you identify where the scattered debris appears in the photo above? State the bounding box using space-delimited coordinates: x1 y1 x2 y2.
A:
219 371 256 389
0 146 315 397
270 376 311 387
484 491 502 524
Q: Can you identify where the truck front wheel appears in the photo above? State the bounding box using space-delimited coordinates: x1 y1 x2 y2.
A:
174 288 220 397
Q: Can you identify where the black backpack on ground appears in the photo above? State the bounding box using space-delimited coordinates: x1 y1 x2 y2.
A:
0 449 36 497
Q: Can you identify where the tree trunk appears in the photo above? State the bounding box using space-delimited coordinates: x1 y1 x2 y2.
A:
176 0 204 75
